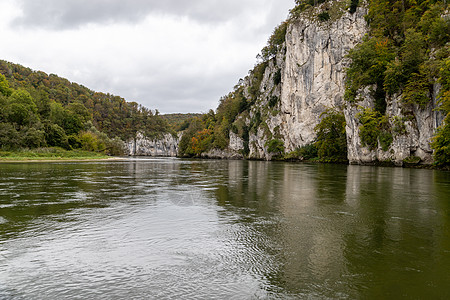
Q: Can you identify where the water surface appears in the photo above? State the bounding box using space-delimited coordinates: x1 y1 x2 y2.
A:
0 158 449 299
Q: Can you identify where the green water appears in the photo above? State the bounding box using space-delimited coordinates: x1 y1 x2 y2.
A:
0 158 449 299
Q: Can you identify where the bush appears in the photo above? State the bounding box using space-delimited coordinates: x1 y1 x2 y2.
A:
285 144 319 160
106 137 126 156
349 0 359 14
248 62 268 101
273 69 282 85
266 139 285 156
268 96 279 108
318 11 330 22
22 127 46 148
402 73 431 108
68 134 82 149
44 123 69 149
0 122 20 149
345 37 395 103
431 116 450 167
357 108 381 150
260 22 288 61
357 108 394 151
0 74 12 97
78 131 105 152
379 131 393 151
314 109 348 162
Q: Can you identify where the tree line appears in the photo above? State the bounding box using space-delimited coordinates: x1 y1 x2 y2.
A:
0 60 170 155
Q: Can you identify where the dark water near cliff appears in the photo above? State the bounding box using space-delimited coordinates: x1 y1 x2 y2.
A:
0 158 449 299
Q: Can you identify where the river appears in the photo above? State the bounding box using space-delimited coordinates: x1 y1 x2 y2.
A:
0 158 449 299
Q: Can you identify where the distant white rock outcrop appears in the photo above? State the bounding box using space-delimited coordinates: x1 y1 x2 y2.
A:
126 132 180 157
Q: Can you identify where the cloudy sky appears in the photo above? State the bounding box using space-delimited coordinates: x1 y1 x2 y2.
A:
0 0 294 113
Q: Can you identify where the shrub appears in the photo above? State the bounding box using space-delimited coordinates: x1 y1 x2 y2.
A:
191 129 213 155
357 108 381 150
356 108 395 151
379 131 393 151
44 123 69 149
0 74 12 97
349 0 359 14
318 11 330 22
402 73 431 108
273 69 282 85
266 139 285 156
260 22 288 61
0 122 20 149
285 144 319 160
78 131 105 152
431 116 450 167
22 127 46 148
106 137 126 156
345 37 395 103
268 96 279 108
314 109 347 162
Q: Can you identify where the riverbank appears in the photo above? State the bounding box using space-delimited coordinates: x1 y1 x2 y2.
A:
0 148 121 162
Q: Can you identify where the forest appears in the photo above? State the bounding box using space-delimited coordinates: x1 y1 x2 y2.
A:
0 60 170 155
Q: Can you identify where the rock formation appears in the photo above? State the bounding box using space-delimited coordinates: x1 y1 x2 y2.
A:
126 132 180 157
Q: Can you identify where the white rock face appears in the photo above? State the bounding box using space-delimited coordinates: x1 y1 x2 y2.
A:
229 132 244 152
280 7 368 152
126 132 180 157
238 6 368 160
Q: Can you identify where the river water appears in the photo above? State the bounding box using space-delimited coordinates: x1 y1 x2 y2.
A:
0 158 449 299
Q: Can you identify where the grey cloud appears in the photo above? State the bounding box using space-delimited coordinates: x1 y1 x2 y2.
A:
6 0 295 113
115 71 240 113
13 0 277 29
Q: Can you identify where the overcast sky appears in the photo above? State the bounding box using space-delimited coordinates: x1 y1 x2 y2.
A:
0 0 294 113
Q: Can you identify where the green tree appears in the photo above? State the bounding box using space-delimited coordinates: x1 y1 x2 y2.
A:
0 74 12 97
401 29 426 77
0 122 19 149
22 127 46 148
431 57 450 167
266 139 285 157
44 122 69 149
314 109 348 162
6 90 40 127
35 91 51 119
345 37 395 104
431 115 450 167
260 22 288 61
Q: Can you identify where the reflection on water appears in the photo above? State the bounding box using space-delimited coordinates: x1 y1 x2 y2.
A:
0 158 449 299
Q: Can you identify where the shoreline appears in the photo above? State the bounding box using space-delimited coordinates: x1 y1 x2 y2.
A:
0 157 128 163
1 156 447 170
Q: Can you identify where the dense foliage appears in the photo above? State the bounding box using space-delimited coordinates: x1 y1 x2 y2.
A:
314 109 348 162
344 0 449 164
432 57 450 166
0 61 170 154
259 22 288 61
162 113 202 131
178 85 250 157
290 0 357 22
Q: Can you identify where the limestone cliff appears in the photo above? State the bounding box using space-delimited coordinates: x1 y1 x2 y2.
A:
126 132 180 157
215 2 444 166
223 4 369 160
